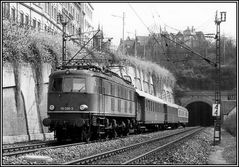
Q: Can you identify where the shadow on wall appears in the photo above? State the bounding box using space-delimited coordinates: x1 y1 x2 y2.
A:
223 107 236 136
2 62 53 144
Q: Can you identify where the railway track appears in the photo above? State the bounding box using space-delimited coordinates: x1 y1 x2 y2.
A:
63 127 202 165
2 127 161 157
2 141 87 157
3 135 135 157
123 127 204 165
2 141 57 156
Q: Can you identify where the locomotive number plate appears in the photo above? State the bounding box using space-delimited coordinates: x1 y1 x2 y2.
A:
60 107 74 111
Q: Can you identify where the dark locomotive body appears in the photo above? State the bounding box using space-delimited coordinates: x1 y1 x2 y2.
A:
43 69 136 141
43 68 188 141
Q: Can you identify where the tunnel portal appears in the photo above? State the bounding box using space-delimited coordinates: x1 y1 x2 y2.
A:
186 101 214 126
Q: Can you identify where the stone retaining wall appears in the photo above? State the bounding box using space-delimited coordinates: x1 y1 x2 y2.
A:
2 62 53 144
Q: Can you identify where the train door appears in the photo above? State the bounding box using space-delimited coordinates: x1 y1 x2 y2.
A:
163 104 167 123
136 96 145 122
99 78 105 116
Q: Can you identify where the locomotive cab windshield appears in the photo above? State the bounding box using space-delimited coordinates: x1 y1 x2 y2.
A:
50 77 86 92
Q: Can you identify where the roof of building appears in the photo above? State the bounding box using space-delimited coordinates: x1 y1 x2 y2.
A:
136 36 149 45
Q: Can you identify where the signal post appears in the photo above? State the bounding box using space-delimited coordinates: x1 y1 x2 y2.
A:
213 11 226 145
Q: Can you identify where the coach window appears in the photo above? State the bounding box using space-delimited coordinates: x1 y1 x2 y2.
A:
111 98 115 112
111 84 115 96
152 102 155 112
125 89 128 100
94 78 99 93
104 81 109 95
118 85 121 97
118 99 121 112
151 101 153 112
145 100 148 111
129 102 132 113
125 101 127 113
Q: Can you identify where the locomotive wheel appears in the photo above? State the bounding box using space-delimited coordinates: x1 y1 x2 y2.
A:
81 126 91 142
112 129 118 138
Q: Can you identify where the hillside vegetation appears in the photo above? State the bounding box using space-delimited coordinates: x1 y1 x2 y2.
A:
3 20 175 88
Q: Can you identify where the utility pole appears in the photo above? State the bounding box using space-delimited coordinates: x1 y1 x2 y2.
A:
135 30 137 57
57 13 70 64
112 12 125 55
223 36 225 64
122 12 125 55
213 10 226 145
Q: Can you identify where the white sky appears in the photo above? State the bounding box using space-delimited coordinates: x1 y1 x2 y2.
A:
92 2 237 46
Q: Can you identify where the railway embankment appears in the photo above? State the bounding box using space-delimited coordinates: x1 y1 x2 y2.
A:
2 127 237 165
208 127 237 164
151 127 236 165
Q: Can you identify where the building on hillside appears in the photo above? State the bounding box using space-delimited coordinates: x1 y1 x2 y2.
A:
2 2 94 46
175 26 207 48
82 3 94 46
118 34 167 64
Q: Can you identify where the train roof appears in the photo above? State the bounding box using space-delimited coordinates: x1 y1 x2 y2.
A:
136 89 179 108
50 69 134 88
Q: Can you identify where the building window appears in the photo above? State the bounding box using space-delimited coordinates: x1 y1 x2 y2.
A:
111 98 114 112
47 3 51 15
52 5 54 17
25 15 29 26
32 19 36 29
54 8 57 20
38 21 41 31
45 3 48 13
3 3 10 19
20 12 24 26
67 3 70 10
11 8 16 22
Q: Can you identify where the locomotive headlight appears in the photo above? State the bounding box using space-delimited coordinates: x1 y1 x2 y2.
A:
80 104 88 110
49 105 55 111
65 70 70 75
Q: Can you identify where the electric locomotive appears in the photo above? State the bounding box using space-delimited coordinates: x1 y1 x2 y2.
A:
43 62 189 141
43 65 136 141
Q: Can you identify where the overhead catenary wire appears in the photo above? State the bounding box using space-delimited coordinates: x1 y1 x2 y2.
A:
161 33 217 67
65 29 101 65
128 3 178 71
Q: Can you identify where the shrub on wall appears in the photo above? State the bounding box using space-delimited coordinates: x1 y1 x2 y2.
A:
223 110 236 137
111 51 176 88
3 19 175 89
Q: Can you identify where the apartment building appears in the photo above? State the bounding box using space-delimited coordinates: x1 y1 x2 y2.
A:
2 2 94 43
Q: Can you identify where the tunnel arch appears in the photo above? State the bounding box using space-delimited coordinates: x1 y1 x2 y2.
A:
182 97 213 108
185 101 214 126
